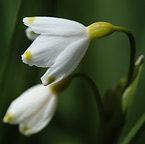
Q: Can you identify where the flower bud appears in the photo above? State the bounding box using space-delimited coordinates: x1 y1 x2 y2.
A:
103 55 144 116
122 55 144 113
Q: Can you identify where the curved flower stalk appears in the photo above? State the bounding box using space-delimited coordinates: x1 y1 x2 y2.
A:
3 84 57 136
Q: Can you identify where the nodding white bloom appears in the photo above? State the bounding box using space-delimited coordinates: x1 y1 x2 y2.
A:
22 17 91 85
22 17 115 86
3 84 57 136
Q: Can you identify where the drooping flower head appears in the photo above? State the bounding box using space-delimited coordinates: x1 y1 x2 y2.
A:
3 84 57 136
22 17 115 86
22 17 90 86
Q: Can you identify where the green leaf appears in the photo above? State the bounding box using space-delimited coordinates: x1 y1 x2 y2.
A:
121 113 145 144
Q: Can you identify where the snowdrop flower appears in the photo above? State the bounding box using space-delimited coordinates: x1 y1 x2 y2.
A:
3 84 57 136
22 17 114 85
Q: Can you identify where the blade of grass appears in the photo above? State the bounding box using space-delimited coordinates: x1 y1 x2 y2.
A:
121 113 145 144
0 0 22 91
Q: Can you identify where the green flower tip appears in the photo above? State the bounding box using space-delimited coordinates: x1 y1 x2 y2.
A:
136 55 144 66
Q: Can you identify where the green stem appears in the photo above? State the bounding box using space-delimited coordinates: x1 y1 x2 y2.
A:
71 73 105 121
0 0 22 89
114 26 136 86
121 113 145 144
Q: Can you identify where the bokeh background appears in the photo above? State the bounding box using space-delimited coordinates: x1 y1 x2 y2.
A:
1 0 145 143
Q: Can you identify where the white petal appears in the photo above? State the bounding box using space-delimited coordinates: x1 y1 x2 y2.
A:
19 94 57 135
23 17 88 36
21 35 83 68
3 84 56 124
41 37 90 85
25 27 39 41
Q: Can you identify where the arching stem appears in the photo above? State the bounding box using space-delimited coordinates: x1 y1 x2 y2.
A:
71 73 105 121
114 26 136 86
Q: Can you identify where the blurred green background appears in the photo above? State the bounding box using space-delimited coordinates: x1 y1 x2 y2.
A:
1 0 145 143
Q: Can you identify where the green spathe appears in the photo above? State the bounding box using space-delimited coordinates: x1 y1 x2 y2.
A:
122 55 144 113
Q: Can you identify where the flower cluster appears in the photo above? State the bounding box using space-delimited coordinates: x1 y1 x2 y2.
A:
4 16 140 137
5 16 96 135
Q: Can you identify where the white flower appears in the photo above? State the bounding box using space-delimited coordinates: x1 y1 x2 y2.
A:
3 84 57 136
22 17 90 85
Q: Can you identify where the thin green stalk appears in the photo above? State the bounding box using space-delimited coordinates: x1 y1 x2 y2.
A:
0 0 22 89
121 113 145 144
114 26 136 86
0 0 22 141
71 73 105 121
